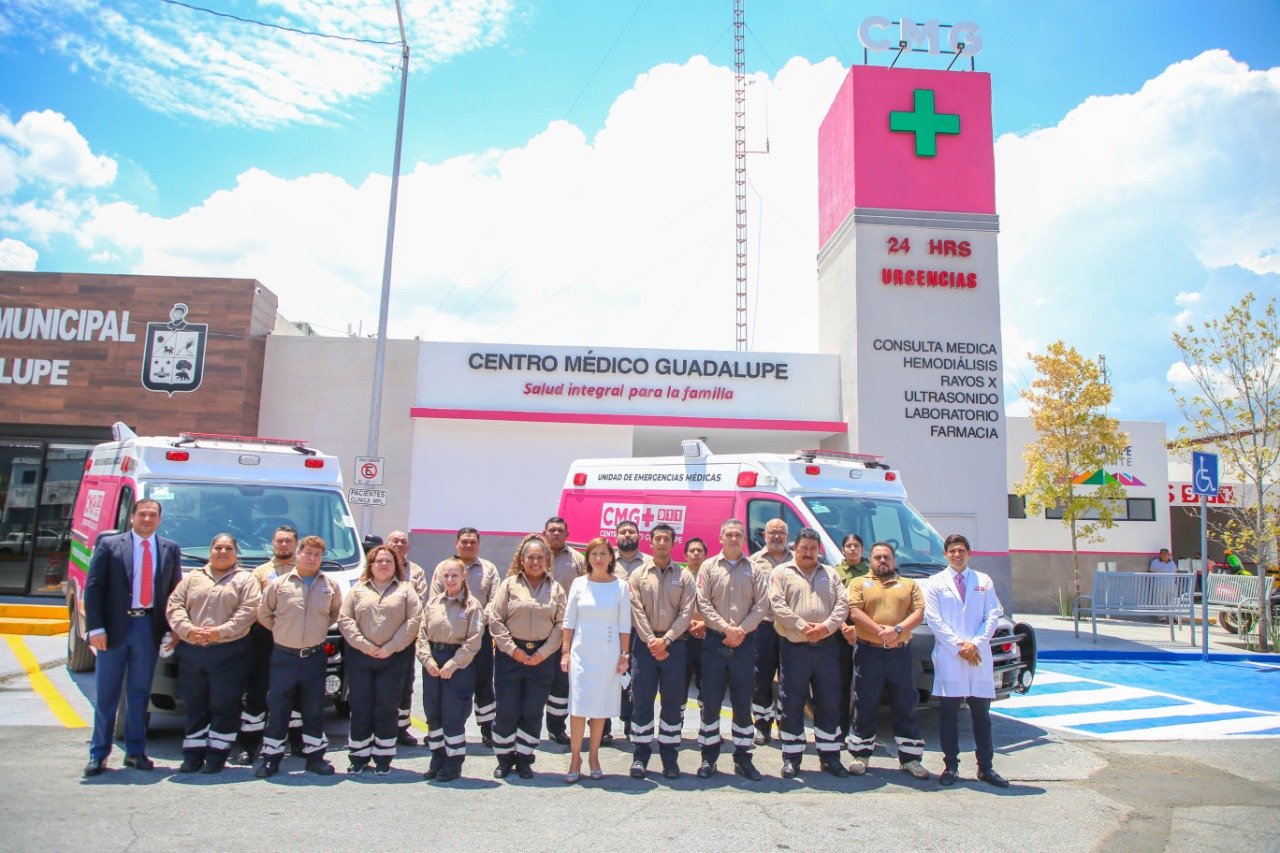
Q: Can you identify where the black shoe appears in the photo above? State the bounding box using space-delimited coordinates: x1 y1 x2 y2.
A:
83 758 106 778
422 766 440 780
436 767 460 783
397 731 419 747
200 759 225 775
479 723 493 748
178 758 204 774
662 763 680 780
374 763 392 776
733 759 762 781
630 760 647 779
696 760 715 779
821 758 850 778
255 760 278 779
781 760 798 779
289 738 305 757
231 749 256 766
939 769 958 787
977 770 1009 788
123 754 154 771
549 730 571 746
493 763 512 779
599 733 614 746
349 761 368 775
752 726 770 746
305 759 336 776
516 763 534 780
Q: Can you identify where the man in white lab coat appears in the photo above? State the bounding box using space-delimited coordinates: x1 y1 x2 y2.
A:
922 534 1009 788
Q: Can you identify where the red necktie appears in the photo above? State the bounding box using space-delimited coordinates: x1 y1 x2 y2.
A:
140 540 153 608
954 571 966 603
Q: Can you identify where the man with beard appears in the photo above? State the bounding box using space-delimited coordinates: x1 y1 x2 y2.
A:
606 519 649 742
845 542 929 780
236 526 298 764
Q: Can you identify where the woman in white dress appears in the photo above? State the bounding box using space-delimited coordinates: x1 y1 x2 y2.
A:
560 537 631 782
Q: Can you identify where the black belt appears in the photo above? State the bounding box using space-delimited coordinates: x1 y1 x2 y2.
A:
276 643 325 658
125 608 152 618
432 642 461 652
785 634 837 647
511 638 547 651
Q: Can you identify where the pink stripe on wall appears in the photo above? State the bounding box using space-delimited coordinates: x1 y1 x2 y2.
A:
1011 549 1162 557
410 407 847 433
411 528 531 538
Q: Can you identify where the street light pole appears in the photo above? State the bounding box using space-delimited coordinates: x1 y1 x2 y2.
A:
361 0 409 539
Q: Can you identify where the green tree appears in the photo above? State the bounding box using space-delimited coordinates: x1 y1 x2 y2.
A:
1172 293 1280 651
1016 342 1130 600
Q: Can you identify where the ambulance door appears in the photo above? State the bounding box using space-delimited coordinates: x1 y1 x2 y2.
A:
743 497 809 558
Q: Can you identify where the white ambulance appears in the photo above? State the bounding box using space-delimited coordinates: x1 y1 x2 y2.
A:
64 422 365 723
558 440 1035 702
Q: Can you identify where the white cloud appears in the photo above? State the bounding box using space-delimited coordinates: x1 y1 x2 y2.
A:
0 237 38 269
0 109 117 191
76 55 849 351
996 50 1279 426
3 0 513 128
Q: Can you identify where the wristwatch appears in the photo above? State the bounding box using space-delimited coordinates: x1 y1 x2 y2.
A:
893 625 903 635
620 652 630 658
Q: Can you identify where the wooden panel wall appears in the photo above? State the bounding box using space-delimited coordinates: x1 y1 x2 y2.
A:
0 272 277 436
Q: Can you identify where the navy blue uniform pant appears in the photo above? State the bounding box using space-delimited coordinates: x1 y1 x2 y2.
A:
545 656 569 736
177 636 252 762
630 637 688 766
837 638 855 740
260 646 328 763
752 624 779 728
238 623 274 751
494 643 556 767
347 646 412 767
397 645 416 735
686 635 703 700
698 629 757 761
473 628 495 725
89 615 158 760
777 636 842 763
939 696 994 773
848 643 923 764
423 644 476 773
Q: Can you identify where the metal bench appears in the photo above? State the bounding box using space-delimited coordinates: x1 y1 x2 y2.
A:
1073 572 1196 643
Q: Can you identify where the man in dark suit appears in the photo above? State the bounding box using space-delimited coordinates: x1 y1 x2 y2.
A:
83 498 182 777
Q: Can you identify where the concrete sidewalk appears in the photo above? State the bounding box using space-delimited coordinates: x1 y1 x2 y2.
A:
1017 611 1275 660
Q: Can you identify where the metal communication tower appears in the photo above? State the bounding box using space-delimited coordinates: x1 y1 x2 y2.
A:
733 0 748 351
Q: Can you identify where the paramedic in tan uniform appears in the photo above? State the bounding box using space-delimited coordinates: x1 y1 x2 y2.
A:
544 517 583 744
388 529 428 747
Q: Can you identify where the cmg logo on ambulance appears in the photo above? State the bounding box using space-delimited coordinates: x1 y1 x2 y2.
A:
600 503 687 534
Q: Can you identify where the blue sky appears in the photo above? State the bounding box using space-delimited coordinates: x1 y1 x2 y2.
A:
1 0 1278 428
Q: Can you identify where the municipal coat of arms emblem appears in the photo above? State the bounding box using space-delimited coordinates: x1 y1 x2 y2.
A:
141 303 207 395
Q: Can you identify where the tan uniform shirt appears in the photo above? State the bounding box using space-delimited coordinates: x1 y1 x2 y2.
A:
251 557 296 592
337 577 421 656
847 572 925 645
258 569 343 649
429 557 500 614
768 561 849 644
488 573 566 659
751 547 793 621
405 559 428 599
417 592 485 673
629 560 697 645
549 547 585 593
615 552 650 580
695 552 769 635
166 565 261 643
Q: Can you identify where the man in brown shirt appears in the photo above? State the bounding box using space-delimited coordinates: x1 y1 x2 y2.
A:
845 542 929 780
387 529 426 747
543 516 582 744
750 517 792 744
237 525 297 764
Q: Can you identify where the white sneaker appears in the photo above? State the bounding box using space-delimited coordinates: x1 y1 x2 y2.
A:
901 760 930 780
847 756 867 775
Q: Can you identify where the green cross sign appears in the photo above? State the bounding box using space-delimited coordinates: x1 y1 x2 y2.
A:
889 89 960 158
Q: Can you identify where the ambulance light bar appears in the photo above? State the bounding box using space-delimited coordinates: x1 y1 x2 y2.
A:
794 449 889 470
174 432 316 455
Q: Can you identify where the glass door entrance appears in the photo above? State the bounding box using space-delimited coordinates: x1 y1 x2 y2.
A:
0 441 93 595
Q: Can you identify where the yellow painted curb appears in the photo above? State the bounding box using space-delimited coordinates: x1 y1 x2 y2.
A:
2 635 87 728
0 617 70 636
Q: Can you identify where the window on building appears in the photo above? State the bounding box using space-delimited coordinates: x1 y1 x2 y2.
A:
1126 498 1156 521
1008 494 1026 519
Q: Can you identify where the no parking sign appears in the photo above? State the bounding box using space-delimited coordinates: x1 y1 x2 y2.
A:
355 456 384 486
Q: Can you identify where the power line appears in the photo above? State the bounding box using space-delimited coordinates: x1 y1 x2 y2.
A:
157 0 400 46
563 0 649 121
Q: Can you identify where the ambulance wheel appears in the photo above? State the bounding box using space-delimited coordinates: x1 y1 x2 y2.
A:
66 602 95 673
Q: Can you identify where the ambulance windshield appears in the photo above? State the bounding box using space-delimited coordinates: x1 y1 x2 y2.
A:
802 496 945 573
142 482 361 566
